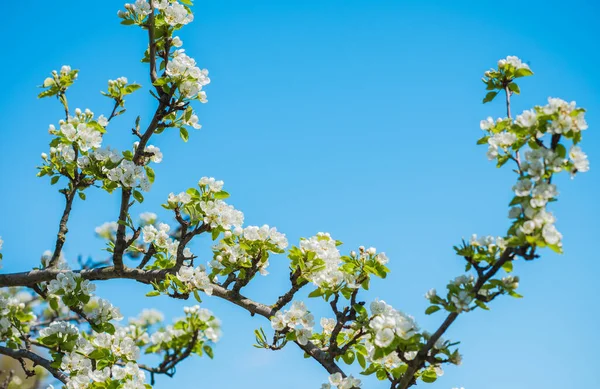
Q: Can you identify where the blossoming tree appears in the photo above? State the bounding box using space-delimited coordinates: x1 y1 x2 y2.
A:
0 1 591 389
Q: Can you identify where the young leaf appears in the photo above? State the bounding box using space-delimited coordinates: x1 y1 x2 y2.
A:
133 190 144 203
180 127 189 142
483 91 498 103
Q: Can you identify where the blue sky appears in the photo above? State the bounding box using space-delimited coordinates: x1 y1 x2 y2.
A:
1 0 599 388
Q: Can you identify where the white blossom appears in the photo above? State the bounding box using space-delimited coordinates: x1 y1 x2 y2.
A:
497 55 529 70
164 2 194 26
569 146 590 174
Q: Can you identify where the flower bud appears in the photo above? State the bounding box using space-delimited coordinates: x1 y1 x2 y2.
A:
41 153 48 160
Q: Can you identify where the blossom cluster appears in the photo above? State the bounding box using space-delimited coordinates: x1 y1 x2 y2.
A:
478 64 590 251
142 222 189 258
323 373 362 389
176 265 214 295
167 50 210 100
47 272 96 306
104 157 151 192
129 308 164 327
497 55 530 71
297 233 344 287
481 55 533 101
95 221 118 240
0 295 37 342
57 328 145 389
369 300 418 348
210 224 288 276
125 0 194 27
39 321 79 346
35 307 219 389
142 305 221 366
270 301 315 345
38 65 79 100
43 108 106 169
139 212 158 225
163 177 244 232
88 298 124 325
289 236 390 298
119 1 208 106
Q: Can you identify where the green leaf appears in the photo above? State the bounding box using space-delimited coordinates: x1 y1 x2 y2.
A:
474 300 489 310
193 290 202 303
133 190 144 203
514 68 534 78
89 349 109 360
501 260 513 273
548 244 563 254
342 351 355 365
38 88 59 99
50 175 60 185
102 323 116 335
145 166 155 183
496 154 510 168
179 127 189 142
508 290 523 298
508 83 520 94
203 344 214 359
213 191 230 200
285 331 297 342
357 352 366 369
123 84 142 95
375 369 387 381
425 305 441 315
308 289 324 298
353 304 367 317
153 77 169 87
78 192 86 200
509 196 523 206
555 144 567 158
187 187 200 198
483 91 498 104
146 290 161 297
49 298 59 311
421 369 437 383
476 136 490 145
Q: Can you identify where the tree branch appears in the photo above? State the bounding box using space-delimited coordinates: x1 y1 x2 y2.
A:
0 346 68 384
48 188 77 267
396 247 515 389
